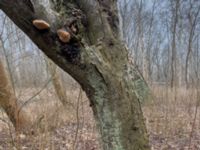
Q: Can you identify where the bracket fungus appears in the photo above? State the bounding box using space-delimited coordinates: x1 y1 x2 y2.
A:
57 29 71 43
32 19 50 30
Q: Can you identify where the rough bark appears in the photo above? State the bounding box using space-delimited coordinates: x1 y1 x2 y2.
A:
0 59 30 131
0 0 150 149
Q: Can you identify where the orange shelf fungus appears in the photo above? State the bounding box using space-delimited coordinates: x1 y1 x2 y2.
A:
57 29 71 43
32 19 50 30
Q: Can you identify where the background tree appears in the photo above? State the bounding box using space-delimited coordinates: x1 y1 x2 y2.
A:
46 58 74 108
0 59 30 131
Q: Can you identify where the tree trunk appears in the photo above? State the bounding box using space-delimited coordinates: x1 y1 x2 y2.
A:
185 6 200 88
46 58 73 108
170 0 179 88
0 59 30 131
0 0 150 149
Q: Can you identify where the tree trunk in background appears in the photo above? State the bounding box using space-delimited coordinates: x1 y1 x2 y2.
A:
170 0 179 88
0 59 30 131
47 58 73 108
0 0 150 149
185 6 200 88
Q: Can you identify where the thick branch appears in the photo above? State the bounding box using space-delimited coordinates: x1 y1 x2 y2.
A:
0 0 127 87
0 0 89 86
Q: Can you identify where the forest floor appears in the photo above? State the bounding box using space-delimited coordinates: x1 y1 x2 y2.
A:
0 86 200 150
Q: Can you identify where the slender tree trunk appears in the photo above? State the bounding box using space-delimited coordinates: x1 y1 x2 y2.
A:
185 34 193 88
0 0 150 149
0 59 30 131
185 6 200 88
146 1 156 83
170 0 179 88
46 58 74 110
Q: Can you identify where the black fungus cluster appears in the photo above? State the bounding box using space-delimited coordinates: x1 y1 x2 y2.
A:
59 43 80 63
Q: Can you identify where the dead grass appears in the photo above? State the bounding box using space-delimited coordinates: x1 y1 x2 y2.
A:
143 85 200 149
0 85 200 149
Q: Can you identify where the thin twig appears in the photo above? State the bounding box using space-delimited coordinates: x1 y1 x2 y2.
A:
18 77 52 114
